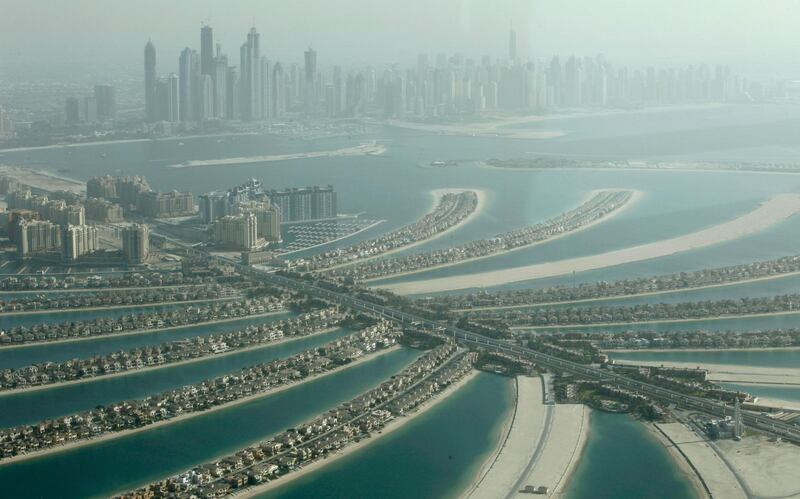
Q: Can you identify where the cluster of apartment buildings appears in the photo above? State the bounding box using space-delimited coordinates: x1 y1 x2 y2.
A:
87 175 195 218
202 179 337 251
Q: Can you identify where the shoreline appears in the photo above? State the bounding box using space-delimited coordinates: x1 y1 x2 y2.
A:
0 296 237 317
459 375 521 498
649 422 749 499
0 326 342 398
236 370 480 498
367 188 641 284
451 269 800 312
386 193 800 294
645 423 712 499
0 309 290 350
0 346 403 468
510 308 800 331
0 131 262 154
324 188 488 271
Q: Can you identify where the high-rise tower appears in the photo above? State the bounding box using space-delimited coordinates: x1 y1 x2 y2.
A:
200 24 214 76
304 47 318 115
144 40 157 122
240 27 261 121
179 48 200 121
509 25 517 62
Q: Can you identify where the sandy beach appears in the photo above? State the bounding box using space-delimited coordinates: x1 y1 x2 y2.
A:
167 142 385 168
0 326 342 398
236 370 480 498
611 359 800 386
367 189 641 284
0 309 289 350
385 193 800 295
463 376 590 499
0 346 402 467
651 422 746 499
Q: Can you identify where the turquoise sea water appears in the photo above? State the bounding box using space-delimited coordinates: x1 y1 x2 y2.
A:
564 412 699 499
264 372 515 499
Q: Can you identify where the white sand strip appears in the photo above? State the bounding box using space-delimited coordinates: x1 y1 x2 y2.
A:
384 194 800 295
515 404 589 498
167 143 385 168
464 376 547 499
654 423 747 499
612 360 800 386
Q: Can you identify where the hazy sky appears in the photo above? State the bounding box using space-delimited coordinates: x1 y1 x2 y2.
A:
2 0 800 77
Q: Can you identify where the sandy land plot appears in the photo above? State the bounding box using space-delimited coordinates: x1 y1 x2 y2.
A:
716 435 800 498
385 194 800 295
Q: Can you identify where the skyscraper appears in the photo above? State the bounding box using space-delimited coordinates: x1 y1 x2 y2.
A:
144 40 157 123
225 66 239 120
304 48 318 115
65 97 80 124
213 47 228 119
272 63 285 117
179 48 199 121
200 25 214 77
240 27 261 121
94 85 116 120
122 224 150 264
509 25 517 62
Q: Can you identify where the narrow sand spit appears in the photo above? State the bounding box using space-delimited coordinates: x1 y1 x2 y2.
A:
167 143 385 168
384 193 800 295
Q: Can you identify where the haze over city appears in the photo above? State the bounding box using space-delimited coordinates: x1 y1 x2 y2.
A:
2 0 800 77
